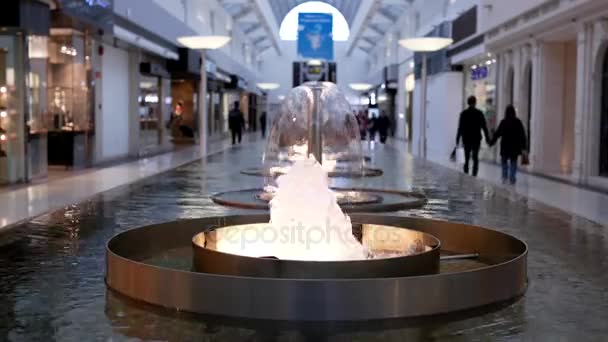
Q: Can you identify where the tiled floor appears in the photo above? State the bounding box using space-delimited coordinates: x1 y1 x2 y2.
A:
426 150 608 226
0 135 255 231
2 138 607 232
1 138 607 340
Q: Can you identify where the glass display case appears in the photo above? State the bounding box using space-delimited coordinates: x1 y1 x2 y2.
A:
46 28 94 167
27 35 50 179
0 33 27 185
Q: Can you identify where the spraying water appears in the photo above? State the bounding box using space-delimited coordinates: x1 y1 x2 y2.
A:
214 157 368 261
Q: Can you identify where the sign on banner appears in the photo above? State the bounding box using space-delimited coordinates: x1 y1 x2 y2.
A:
297 13 334 60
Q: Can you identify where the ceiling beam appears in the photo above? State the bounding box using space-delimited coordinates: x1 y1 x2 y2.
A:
244 23 262 35
377 8 398 22
251 0 282 55
367 24 386 36
252 36 267 46
233 6 253 21
219 0 248 4
362 37 376 45
346 0 382 57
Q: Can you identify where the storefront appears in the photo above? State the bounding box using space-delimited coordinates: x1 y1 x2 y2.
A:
207 63 230 138
462 56 497 161
48 0 113 168
168 52 231 142
0 0 50 185
463 59 497 132
46 19 96 170
404 72 415 141
0 0 115 186
222 74 248 134
138 58 170 155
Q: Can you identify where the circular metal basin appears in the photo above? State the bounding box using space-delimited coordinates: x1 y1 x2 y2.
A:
256 189 382 206
211 188 427 212
192 223 440 279
106 214 527 321
240 166 383 178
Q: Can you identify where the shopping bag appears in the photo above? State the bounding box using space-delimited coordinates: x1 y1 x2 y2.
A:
521 152 530 166
450 147 457 162
450 146 465 163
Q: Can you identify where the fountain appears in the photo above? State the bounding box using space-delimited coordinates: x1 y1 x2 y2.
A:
212 82 426 212
105 82 527 321
106 214 527 320
241 82 378 179
193 157 440 278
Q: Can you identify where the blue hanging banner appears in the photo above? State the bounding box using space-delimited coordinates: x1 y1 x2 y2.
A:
297 13 334 61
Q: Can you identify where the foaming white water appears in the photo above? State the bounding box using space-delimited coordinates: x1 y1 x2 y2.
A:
215 157 368 261
268 157 367 261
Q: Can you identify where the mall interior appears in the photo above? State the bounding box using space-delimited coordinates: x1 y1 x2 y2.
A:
0 0 607 340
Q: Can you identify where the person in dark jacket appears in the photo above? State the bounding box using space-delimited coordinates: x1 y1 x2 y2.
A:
259 112 267 138
490 105 527 184
228 101 245 144
377 110 391 144
456 96 490 176
358 110 367 140
368 113 378 142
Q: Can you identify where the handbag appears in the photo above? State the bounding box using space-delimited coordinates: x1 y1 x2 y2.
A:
521 152 530 166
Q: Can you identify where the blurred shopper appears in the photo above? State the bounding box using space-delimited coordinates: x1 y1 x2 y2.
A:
260 112 267 138
377 110 391 144
167 102 183 136
490 105 528 184
167 102 194 138
357 110 367 140
456 96 490 176
228 101 245 145
368 113 378 142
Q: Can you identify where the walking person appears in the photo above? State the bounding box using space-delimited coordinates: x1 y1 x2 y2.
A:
456 96 491 176
489 105 528 184
358 111 367 140
368 113 378 142
228 101 245 145
377 110 391 144
259 112 267 138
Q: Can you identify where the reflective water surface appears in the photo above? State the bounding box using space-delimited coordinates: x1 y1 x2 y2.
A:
1 142 607 341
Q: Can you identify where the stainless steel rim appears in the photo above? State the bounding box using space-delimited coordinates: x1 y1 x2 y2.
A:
106 215 527 321
210 188 428 212
240 167 383 178
191 223 441 279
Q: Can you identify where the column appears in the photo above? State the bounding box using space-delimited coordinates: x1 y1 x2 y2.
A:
529 41 542 171
572 23 591 181
159 77 171 147
128 49 141 157
198 51 208 156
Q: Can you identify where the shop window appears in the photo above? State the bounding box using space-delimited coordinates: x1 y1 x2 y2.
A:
46 29 95 168
600 48 608 176
139 75 161 151
0 34 27 184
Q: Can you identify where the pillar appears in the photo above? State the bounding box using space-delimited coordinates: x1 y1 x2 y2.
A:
128 49 141 157
198 50 208 156
572 22 592 181
528 41 542 171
